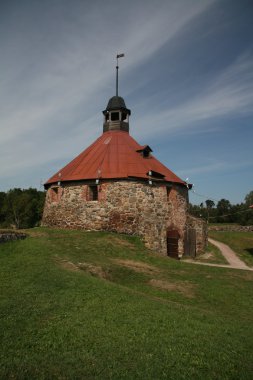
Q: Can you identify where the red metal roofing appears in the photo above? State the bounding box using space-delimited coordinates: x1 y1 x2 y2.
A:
45 130 186 186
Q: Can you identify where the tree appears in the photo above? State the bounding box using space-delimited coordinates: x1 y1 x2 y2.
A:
245 191 253 207
1 188 45 229
0 192 7 226
205 199 215 209
238 190 253 225
216 199 232 223
189 191 253 225
188 203 202 218
205 199 215 223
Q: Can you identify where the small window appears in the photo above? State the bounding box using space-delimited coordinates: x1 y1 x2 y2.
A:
143 149 150 158
89 185 98 201
111 112 120 121
51 187 59 202
136 145 153 158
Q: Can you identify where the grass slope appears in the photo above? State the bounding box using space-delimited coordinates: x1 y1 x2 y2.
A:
188 241 229 265
0 228 253 380
208 230 253 267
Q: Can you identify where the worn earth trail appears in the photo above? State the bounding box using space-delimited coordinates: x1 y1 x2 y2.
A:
184 238 253 271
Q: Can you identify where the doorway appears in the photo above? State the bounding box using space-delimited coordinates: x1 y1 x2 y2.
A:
167 230 180 258
184 228 196 257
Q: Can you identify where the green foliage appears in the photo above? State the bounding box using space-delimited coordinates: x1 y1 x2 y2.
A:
190 190 253 225
205 199 215 209
0 188 45 229
245 191 253 207
216 198 232 223
0 229 252 379
0 192 6 225
205 199 215 222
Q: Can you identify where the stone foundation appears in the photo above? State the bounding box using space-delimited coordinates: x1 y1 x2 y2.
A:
42 180 190 256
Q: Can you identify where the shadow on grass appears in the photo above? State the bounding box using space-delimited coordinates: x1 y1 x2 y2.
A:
245 248 253 256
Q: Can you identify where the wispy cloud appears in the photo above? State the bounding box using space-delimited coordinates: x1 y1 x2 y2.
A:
0 0 214 184
134 51 253 139
0 0 213 145
177 159 253 178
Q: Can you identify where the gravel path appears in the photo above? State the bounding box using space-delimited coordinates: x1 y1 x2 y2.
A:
208 238 250 269
184 238 253 271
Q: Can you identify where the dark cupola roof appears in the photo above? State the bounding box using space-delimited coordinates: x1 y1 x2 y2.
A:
106 96 127 111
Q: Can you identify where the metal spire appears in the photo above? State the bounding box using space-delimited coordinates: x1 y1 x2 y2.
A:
116 53 124 96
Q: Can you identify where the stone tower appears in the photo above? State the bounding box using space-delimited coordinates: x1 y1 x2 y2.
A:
42 61 206 257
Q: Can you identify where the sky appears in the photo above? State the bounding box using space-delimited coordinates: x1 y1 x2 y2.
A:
0 0 252 205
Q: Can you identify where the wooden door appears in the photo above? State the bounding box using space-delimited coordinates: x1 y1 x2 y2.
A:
167 230 179 258
185 228 196 257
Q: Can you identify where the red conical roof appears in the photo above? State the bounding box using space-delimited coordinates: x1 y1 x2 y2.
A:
45 130 186 186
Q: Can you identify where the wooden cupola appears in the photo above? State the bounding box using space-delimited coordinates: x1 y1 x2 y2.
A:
102 96 131 133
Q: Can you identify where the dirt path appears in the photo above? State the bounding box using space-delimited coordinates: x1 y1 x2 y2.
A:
184 238 253 271
208 238 250 269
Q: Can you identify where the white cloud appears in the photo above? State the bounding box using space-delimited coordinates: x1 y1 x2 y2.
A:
134 51 253 138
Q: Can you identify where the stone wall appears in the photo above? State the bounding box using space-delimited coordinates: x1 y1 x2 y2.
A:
0 231 27 243
167 186 188 255
186 215 207 254
42 180 189 256
209 225 253 232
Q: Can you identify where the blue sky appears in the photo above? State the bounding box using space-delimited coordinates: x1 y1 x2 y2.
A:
0 0 252 205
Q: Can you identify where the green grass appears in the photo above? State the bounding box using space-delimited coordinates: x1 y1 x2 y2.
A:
0 228 253 379
208 230 253 267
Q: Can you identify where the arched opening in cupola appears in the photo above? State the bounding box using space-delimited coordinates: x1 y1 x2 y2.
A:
111 112 120 121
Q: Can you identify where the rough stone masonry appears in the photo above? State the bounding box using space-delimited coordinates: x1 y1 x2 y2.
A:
42 180 206 256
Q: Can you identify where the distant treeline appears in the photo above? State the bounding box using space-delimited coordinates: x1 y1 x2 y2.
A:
189 190 253 225
0 187 252 229
0 188 45 229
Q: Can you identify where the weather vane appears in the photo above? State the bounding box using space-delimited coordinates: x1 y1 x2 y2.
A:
116 53 124 96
